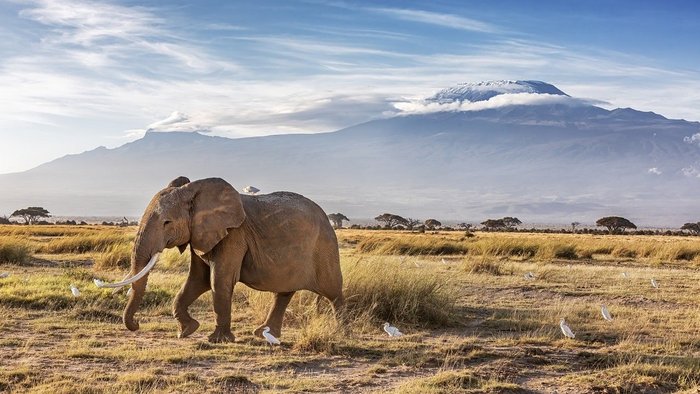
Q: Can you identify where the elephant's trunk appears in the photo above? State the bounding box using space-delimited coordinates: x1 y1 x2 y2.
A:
122 227 162 331
123 271 148 331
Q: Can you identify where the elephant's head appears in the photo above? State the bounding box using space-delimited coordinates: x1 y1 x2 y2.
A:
117 177 246 331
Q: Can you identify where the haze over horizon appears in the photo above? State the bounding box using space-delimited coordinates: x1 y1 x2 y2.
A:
1 0 700 174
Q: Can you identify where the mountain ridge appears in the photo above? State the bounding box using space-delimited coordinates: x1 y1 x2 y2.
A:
2 81 699 226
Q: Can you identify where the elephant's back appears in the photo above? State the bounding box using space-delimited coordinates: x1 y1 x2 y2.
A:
242 192 333 230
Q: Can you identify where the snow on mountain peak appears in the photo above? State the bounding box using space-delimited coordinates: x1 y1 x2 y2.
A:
427 80 569 104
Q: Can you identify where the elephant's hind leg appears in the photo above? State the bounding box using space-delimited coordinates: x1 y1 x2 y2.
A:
174 252 211 338
254 291 295 338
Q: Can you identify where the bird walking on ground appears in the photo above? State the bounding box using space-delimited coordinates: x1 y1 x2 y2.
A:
524 272 535 280
0 272 9 279
651 278 659 288
243 185 260 195
621 272 629 278
383 322 403 337
441 258 447 265
601 305 613 321
70 284 80 297
559 318 575 338
262 326 281 345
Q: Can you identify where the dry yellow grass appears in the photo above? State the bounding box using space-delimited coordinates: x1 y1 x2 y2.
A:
346 229 700 265
0 225 699 393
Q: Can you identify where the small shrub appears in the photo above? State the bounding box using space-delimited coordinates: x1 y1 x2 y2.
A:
293 314 341 353
612 246 637 258
552 244 578 260
463 259 503 275
343 258 456 326
0 237 32 265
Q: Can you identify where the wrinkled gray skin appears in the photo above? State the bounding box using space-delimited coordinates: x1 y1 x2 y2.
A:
123 176 344 343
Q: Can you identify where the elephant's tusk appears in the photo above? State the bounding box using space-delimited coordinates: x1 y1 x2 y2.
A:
94 253 160 288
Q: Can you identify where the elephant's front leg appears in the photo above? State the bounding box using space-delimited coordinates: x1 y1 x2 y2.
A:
173 251 211 338
207 239 246 343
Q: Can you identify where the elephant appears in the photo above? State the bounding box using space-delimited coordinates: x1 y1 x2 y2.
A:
98 176 344 343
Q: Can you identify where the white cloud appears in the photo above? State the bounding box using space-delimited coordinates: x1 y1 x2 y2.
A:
371 8 498 33
683 133 700 146
393 93 588 115
648 167 662 175
681 165 700 178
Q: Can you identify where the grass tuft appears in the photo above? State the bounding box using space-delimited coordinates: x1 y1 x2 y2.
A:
0 237 33 265
343 258 457 326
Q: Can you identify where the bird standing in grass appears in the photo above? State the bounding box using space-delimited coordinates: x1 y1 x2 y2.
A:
0 272 9 279
621 272 629 278
70 284 80 297
601 305 613 321
524 272 535 280
651 278 659 288
383 322 403 337
559 318 575 338
262 326 280 345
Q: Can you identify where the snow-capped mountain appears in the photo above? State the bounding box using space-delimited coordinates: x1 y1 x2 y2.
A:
426 80 569 104
1 81 699 226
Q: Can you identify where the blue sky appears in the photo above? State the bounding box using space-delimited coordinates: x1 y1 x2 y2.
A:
1 0 699 174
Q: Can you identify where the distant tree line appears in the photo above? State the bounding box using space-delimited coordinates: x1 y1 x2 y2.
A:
324 212 700 236
1 207 136 226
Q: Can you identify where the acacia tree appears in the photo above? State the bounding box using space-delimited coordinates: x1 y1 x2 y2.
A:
374 213 408 229
681 222 700 235
327 213 350 229
11 207 50 225
571 221 581 232
502 217 522 228
481 217 521 230
405 218 421 231
596 216 637 234
457 223 473 231
424 218 442 230
481 218 506 230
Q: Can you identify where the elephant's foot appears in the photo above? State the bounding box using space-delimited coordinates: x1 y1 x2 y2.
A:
177 318 200 339
254 324 281 338
208 327 235 343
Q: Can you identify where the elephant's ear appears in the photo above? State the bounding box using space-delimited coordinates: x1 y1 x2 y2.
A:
184 178 246 255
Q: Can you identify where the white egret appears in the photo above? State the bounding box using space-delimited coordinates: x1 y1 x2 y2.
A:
524 272 535 280
262 326 280 345
414 262 420 268
70 284 80 297
243 186 260 195
621 272 628 278
441 258 447 265
651 279 659 288
601 305 613 321
0 272 9 279
383 322 403 337
559 318 575 338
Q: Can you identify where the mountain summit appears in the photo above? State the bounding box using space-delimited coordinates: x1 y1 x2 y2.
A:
427 80 569 104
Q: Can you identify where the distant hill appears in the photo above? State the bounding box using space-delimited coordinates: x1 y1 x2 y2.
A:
2 80 699 226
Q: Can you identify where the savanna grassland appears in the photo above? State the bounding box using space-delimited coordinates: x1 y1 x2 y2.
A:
0 226 699 393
